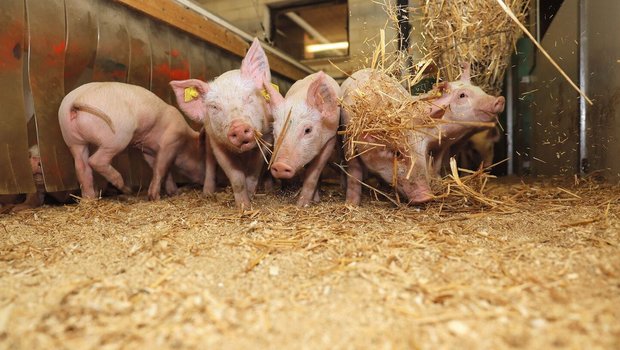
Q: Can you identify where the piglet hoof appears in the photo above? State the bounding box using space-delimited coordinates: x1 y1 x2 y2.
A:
296 197 311 208
345 194 361 207
148 191 161 201
236 200 252 211
262 177 274 193
1 204 15 214
11 204 37 213
121 186 133 195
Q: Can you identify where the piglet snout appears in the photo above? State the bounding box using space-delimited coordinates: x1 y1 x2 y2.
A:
493 96 505 114
228 122 255 149
271 162 295 179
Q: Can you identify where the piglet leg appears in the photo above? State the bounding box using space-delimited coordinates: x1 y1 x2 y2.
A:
148 142 179 200
297 137 336 207
203 142 217 196
69 145 97 199
144 153 177 197
345 155 364 206
211 142 251 209
244 149 266 197
11 191 44 212
88 147 132 196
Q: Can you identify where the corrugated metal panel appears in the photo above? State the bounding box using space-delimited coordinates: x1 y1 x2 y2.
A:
1 0 297 195
64 0 97 93
125 11 153 190
26 0 77 192
0 0 34 194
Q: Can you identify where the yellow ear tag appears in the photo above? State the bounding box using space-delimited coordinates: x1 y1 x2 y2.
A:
261 83 280 102
184 87 200 102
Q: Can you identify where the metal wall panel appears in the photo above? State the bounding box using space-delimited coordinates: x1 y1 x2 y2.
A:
585 0 620 176
0 0 34 194
64 0 97 93
169 29 191 89
149 20 172 104
93 1 130 83
203 44 226 79
125 11 153 189
92 1 136 190
2 2 297 195
188 38 208 82
529 0 580 176
26 0 77 192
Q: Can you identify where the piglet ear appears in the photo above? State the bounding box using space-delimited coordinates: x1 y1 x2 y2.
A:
264 80 284 110
240 38 271 90
307 72 339 127
170 79 209 123
428 83 451 119
460 61 471 83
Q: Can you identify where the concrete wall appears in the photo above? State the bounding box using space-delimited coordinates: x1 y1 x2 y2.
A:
528 0 580 175
523 0 620 177
585 0 620 177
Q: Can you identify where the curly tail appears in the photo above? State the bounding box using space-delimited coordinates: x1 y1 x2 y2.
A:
71 103 116 134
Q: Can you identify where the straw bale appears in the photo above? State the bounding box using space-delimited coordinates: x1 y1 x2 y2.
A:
422 0 529 95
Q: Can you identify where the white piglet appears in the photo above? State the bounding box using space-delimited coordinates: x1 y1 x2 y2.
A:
264 71 340 207
170 38 273 209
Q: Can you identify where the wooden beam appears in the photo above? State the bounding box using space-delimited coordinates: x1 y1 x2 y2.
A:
112 0 309 80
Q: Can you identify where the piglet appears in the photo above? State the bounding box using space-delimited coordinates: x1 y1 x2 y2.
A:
1 145 74 212
419 63 505 175
0 145 44 212
341 69 432 206
450 127 501 172
58 82 205 200
341 65 505 206
263 71 340 207
170 38 272 209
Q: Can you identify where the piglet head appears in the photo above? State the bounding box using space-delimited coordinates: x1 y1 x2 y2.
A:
171 38 272 153
28 144 44 186
269 72 339 179
358 135 433 205
427 62 505 124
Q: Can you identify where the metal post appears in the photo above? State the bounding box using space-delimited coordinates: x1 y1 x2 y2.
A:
578 0 588 173
506 61 514 175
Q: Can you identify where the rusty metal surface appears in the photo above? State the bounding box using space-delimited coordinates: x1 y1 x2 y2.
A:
125 11 153 189
188 38 207 82
0 0 35 194
64 0 97 93
91 1 138 189
220 49 240 74
93 1 129 83
169 29 196 130
168 29 191 80
203 44 225 80
2 1 297 195
126 13 152 88
149 20 172 104
26 0 77 192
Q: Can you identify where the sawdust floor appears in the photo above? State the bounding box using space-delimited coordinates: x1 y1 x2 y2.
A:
1 177 619 349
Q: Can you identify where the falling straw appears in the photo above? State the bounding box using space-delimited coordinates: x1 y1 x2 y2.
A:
494 0 593 105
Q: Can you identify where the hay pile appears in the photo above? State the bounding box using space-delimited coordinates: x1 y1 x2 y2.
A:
422 0 529 95
1 179 619 349
340 69 439 162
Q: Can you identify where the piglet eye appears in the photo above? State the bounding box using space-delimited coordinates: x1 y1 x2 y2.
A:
304 127 312 134
459 93 466 98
